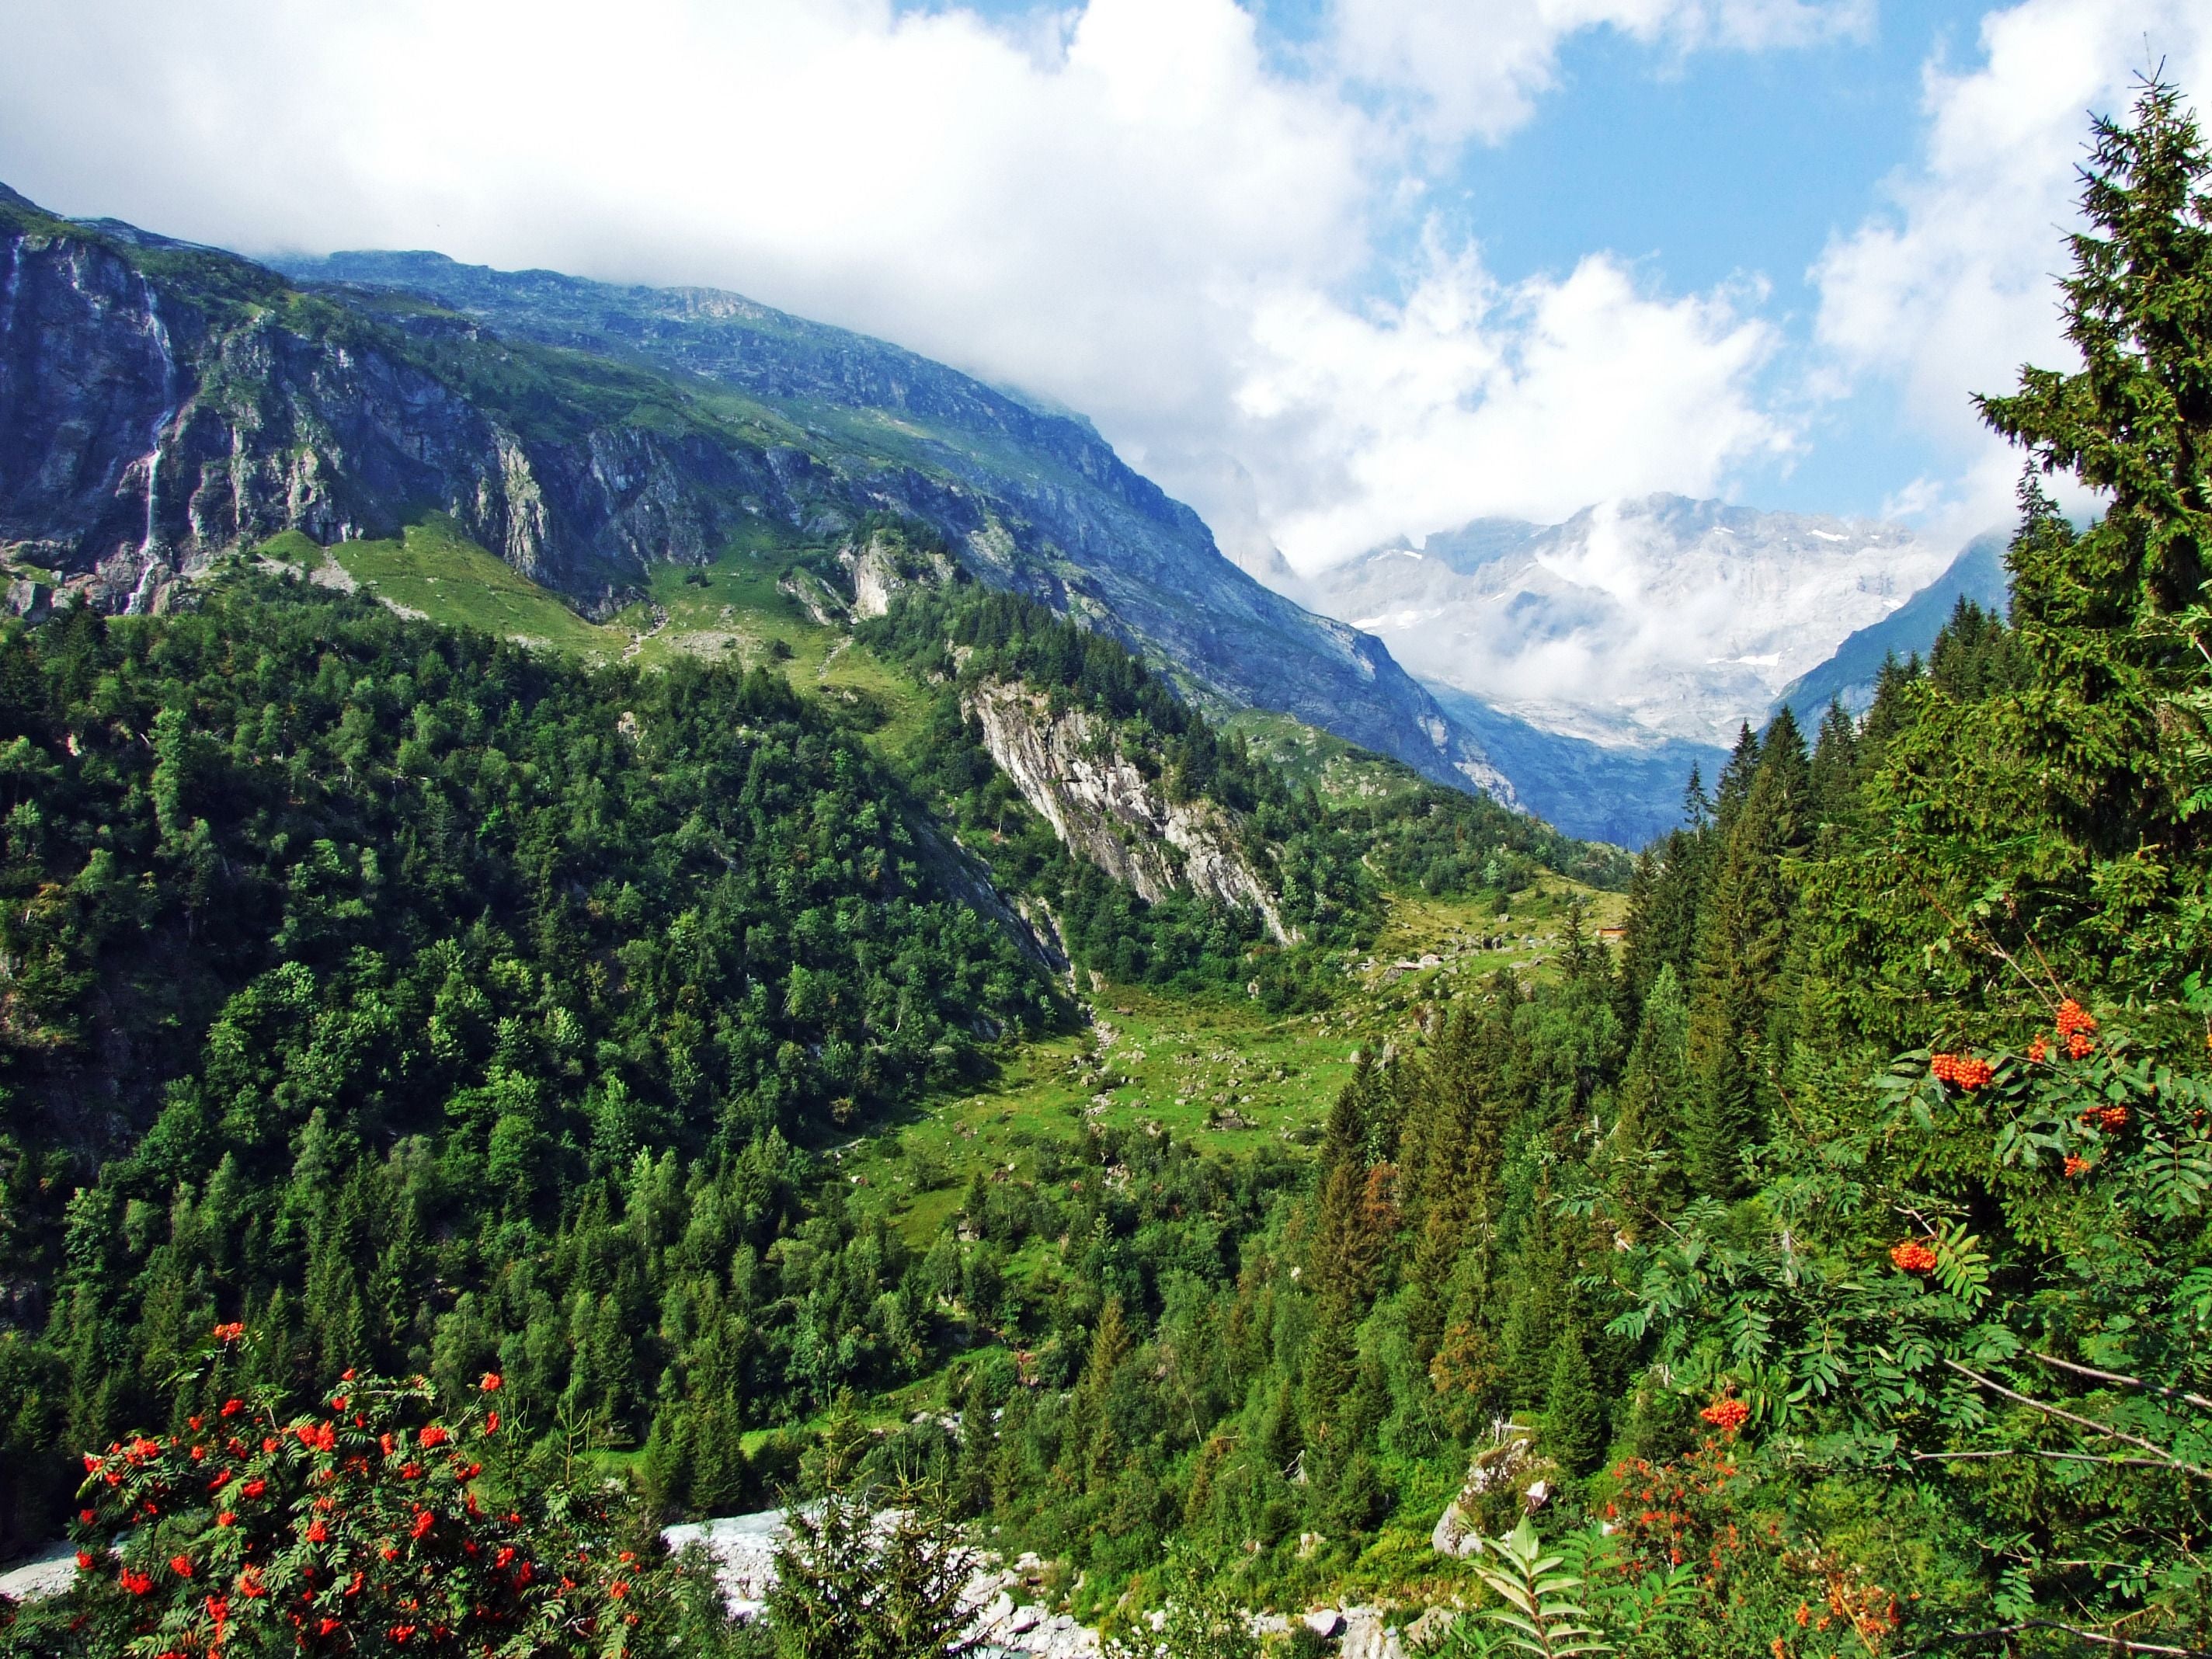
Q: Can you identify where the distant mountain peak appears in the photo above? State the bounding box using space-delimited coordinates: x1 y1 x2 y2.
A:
1273 493 1992 842
1770 530 2011 725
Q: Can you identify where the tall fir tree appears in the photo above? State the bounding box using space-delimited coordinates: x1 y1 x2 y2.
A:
1542 1324 1606 1476
1683 711 1810 1196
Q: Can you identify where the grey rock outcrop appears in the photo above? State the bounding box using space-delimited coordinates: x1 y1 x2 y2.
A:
1430 1423 1542 1558
5 577 50 621
1340 1609 1405 1659
0 207 774 614
965 679 1288 941
841 527 948 620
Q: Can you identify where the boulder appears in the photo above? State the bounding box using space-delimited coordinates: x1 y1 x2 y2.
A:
1403 1608 1457 1649
1340 1609 1403 1659
1431 1423 1541 1557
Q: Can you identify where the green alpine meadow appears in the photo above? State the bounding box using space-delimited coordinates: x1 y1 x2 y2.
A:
0 33 2210 1659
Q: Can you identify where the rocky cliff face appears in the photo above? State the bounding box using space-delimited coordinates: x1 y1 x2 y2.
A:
0 185 1515 807
0 203 859 614
276 249 1515 802
964 680 1288 942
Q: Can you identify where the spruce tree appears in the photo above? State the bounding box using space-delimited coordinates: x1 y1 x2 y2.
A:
770 1416 977 1659
1398 993 1518 1365
1063 1297 1132 1487
1611 962 1690 1216
1541 1327 1606 1476
1808 697 1860 847
1811 78 2212 1014
1303 1058 1400 1449
1683 712 1809 1196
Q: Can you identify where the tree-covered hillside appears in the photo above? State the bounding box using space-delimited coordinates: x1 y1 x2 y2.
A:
0 548 1614 1590
0 579 1064 1549
6 67 2209 1659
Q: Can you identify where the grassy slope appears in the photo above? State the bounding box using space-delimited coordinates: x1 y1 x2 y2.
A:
257 519 623 657
1223 708 1433 809
843 874 1624 1238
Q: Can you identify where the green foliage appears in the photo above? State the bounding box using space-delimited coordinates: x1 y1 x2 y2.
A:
766 1403 976 1659
1452 1519 1609 1659
1103 1546 1259 1659
1541 1334 1605 1478
0 577 1066 1552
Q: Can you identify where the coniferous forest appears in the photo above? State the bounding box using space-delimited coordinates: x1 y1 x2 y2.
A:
0 70 2210 1659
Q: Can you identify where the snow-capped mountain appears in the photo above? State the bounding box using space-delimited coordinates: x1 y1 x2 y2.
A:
1289 494 1963 751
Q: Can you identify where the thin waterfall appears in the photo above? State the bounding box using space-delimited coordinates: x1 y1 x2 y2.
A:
141 276 179 557
1 240 19 337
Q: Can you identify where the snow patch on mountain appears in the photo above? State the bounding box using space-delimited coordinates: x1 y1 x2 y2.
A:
1289 494 1960 749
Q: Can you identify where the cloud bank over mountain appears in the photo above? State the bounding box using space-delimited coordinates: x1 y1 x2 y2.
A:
0 0 2203 575
1810 0 2212 539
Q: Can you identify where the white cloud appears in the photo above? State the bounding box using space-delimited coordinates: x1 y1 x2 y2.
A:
1231 242 1789 571
1812 0 2212 541
0 0 1849 575
1328 0 1872 144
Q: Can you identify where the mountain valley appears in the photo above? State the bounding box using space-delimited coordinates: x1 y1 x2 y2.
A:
2 83 2210 1659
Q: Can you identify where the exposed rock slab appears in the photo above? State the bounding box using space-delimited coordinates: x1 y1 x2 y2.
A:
965 679 1288 941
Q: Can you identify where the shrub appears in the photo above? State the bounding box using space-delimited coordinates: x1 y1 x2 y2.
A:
8 1355 680 1657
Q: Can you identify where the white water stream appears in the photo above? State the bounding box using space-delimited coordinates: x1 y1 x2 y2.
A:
1 241 20 336
140 276 179 557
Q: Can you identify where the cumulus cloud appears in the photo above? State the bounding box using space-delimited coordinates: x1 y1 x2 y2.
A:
0 0 1369 419
0 0 1857 572
1231 243 1790 571
1812 0 2212 540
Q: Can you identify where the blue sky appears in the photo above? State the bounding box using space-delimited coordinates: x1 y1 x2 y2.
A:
1435 2 2004 517
0 0 2203 565
1435 9 1987 294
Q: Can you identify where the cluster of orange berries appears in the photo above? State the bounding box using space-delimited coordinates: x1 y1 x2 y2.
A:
2022 1000 2099 1064
1930 1052 1995 1089
1890 1239 1939 1273
1699 1398 1751 1434
211 1321 245 1344
2064 1154 2092 1178
2078 1104 2130 1132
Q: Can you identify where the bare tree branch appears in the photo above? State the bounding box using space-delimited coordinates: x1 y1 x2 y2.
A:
1894 1618 2212 1657
2029 1350 2212 1412
1941 1358 2212 1480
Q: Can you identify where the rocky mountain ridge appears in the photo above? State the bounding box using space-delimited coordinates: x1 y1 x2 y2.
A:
265 246 1512 802
1265 492 1996 840
1769 530 2011 725
0 185 1511 804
